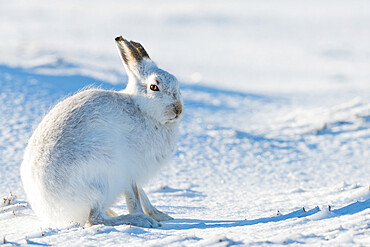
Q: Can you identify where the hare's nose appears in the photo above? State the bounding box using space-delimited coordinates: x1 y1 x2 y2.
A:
173 101 183 115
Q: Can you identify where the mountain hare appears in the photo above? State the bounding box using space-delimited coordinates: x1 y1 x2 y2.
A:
20 36 183 228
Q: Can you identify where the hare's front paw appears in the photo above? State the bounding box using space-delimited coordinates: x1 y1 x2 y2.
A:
123 213 161 228
147 209 174 222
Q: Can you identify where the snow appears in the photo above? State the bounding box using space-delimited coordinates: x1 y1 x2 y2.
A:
1 0 370 246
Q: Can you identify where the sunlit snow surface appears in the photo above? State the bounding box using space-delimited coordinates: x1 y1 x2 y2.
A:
1 1 370 246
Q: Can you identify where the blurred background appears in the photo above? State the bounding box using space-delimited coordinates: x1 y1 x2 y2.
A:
1 0 369 94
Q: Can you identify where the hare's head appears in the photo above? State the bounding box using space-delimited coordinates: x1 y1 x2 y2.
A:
115 36 183 125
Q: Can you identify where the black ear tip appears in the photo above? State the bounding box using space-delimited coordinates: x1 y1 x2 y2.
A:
115 36 124 42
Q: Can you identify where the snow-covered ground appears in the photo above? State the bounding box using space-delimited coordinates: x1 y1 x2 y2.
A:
1 1 369 246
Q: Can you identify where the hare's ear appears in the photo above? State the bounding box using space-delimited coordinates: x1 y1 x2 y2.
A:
115 36 143 76
129 40 150 60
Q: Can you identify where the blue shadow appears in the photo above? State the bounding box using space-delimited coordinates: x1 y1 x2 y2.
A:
162 199 370 230
0 65 123 94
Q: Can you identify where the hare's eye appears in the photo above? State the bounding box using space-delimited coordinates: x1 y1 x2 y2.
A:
150 84 159 91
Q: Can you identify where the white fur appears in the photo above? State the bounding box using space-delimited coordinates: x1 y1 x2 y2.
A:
20 37 183 227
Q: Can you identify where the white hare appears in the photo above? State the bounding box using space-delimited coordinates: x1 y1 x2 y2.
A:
20 36 183 228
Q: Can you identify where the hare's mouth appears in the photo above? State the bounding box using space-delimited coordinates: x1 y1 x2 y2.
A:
165 114 181 124
167 116 178 122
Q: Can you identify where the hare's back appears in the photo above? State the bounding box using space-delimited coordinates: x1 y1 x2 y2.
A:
27 89 135 169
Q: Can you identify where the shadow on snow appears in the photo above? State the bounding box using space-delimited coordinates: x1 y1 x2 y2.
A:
0 65 272 106
162 199 370 230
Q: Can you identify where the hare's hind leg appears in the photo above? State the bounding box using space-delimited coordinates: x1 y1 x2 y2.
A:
138 186 174 222
87 185 160 228
87 207 160 228
87 206 126 226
